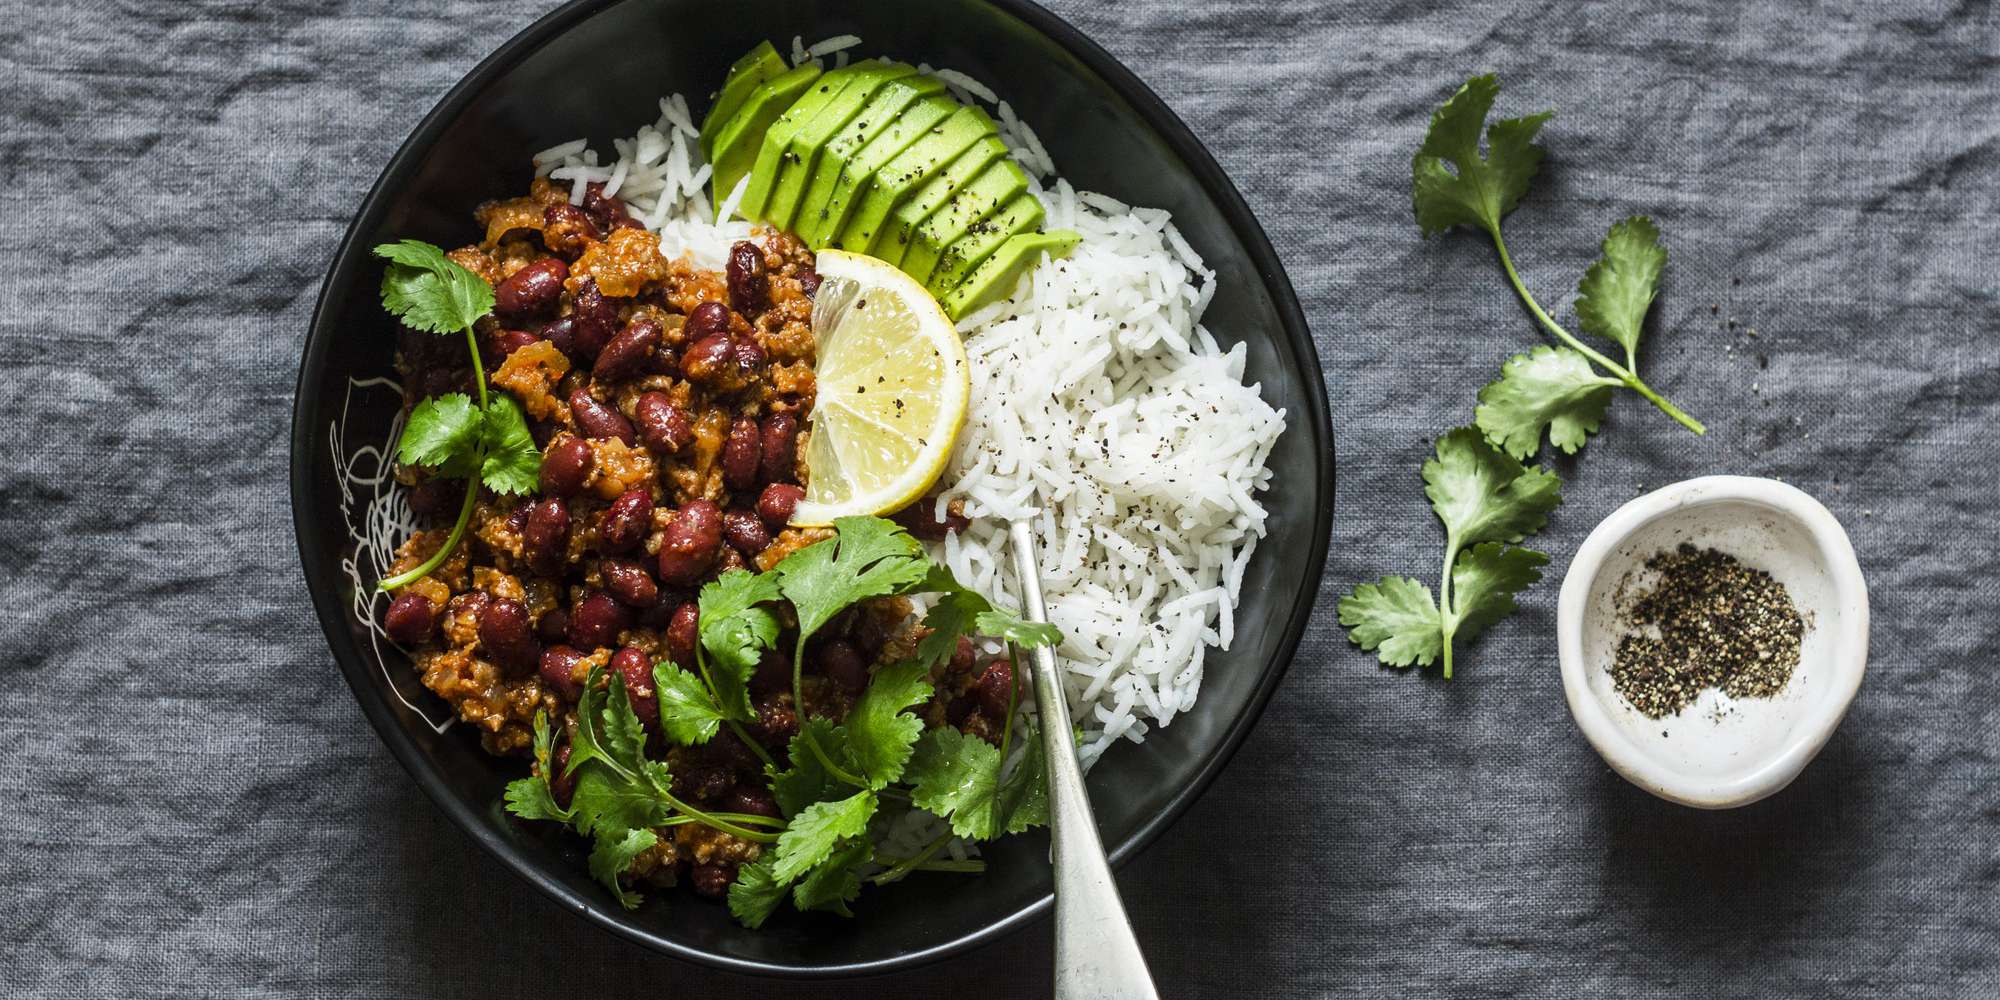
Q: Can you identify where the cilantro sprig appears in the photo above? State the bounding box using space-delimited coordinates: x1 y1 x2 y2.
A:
501 517 1061 926
373 240 541 591
1414 76 1704 456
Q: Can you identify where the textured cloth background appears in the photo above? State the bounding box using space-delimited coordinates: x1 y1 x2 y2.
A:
3 0 1996 996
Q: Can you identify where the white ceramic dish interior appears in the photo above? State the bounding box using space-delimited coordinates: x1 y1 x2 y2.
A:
1557 475 1868 809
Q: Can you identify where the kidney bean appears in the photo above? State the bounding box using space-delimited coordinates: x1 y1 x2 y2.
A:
975 658 1016 719
633 392 693 454
539 644 585 701
506 503 531 535
597 488 653 553
494 329 540 356
568 388 634 444
759 413 798 484
950 635 976 673
893 498 970 540
721 510 769 557
610 645 659 729
407 478 463 519
690 862 736 899
542 202 595 258
685 301 731 342
522 498 570 575
731 337 766 374
536 608 570 644
817 638 867 694
727 241 767 313
593 316 659 381
656 499 722 585
749 698 797 748
798 268 821 298
478 598 540 673
570 278 617 359
539 436 594 496
567 590 631 650
600 557 659 609
680 333 735 386
723 785 782 820
749 649 792 697
549 741 576 808
722 417 762 491
383 592 436 645
536 315 576 356
666 602 700 668
584 181 638 231
494 258 567 318
756 483 803 526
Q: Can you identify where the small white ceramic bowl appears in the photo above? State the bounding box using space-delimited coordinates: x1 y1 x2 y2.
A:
1557 476 1868 809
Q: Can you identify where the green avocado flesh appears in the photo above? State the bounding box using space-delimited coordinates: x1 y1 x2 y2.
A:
709 63 822 206
764 62 917 232
704 42 1070 318
700 41 786 158
796 78 950 248
940 229 1081 317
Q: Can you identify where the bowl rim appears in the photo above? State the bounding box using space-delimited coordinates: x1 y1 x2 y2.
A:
1555 475 1869 810
289 0 1332 977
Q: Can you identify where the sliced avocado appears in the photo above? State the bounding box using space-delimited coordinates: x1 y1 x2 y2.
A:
795 75 949 248
926 191 1045 296
901 158 1029 286
738 60 880 222
838 105 995 255
940 229 1081 318
871 134 1007 267
763 62 918 232
700 41 786 158
709 63 823 209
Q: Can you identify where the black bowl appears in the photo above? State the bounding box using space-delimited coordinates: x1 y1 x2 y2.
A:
290 0 1331 977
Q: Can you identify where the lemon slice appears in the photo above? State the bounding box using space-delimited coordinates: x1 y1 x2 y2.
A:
795 249 970 526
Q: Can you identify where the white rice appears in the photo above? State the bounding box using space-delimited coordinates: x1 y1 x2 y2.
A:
526 44 1285 770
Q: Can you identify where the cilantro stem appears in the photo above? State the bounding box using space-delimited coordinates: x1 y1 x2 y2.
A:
378 329 493 592
695 646 777 771
792 634 868 788
1437 529 1463 680
871 832 954 884
1487 226 1706 436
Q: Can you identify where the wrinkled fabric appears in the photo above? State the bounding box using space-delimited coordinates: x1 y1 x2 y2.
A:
2 1 1996 997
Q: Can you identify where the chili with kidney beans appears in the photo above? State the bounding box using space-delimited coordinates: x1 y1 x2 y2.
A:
377 177 1011 901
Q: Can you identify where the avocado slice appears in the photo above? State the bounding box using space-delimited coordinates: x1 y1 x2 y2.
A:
709 63 823 209
940 229 1081 318
900 158 1030 285
872 134 1006 267
837 105 995 256
795 76 949 248
737 60 880 222
763 62 918 232
700 41 787 159
926 191 1045 296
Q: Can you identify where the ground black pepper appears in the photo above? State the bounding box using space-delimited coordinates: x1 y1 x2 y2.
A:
1609 543 1805 719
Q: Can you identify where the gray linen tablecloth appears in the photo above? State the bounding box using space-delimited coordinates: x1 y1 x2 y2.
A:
5 0 1996 996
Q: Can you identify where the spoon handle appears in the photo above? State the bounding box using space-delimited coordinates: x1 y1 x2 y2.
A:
1009 521 1160 1000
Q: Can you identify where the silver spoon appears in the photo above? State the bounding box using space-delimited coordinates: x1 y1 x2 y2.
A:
1008 520 1160 1000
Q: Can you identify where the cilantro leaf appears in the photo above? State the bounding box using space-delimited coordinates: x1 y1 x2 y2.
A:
1423 428 1562 546
792 839 870 916
905 727 1047 841
652 660 725 746
596 670 651 772
728 855 788 928
374 239 495 335
587 826 657 911
567 765 665 838
1475 346 1616 459
1575 216 1667 364
502 711 572 822
398 393 481 475
478 395 541 496
775 517 929 642
1337 576 1445 668
696 570 783 720
772 790 877 883
973 609 1062 649
769 718 851 818
1450 542 1548 642
842 659 931 788
1411 75 1551 238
